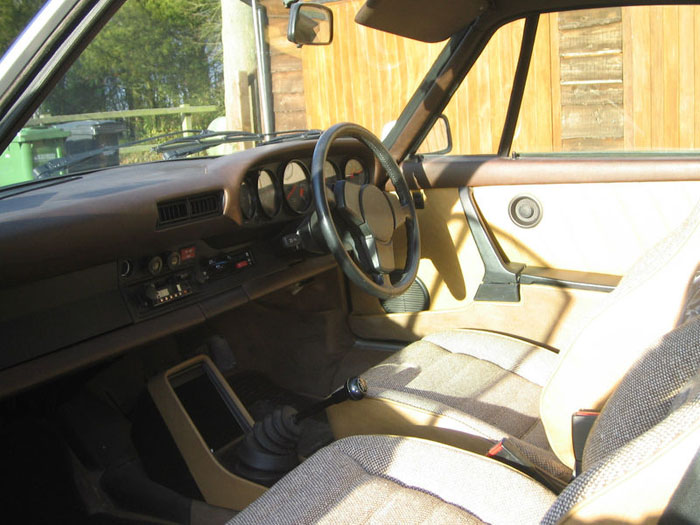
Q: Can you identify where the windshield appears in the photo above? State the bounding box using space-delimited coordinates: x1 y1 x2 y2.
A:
0 0 445 189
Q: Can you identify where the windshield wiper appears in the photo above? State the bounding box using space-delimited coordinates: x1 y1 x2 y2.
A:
33 129 208 178
152 130 264 159
153 128 323 158
260 129 322 145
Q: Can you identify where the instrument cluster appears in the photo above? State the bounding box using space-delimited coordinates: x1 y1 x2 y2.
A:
239 156 370 223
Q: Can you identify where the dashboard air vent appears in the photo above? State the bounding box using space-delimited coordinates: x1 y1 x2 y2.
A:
158 200 188 225
157 191 223 228
190 193 221 218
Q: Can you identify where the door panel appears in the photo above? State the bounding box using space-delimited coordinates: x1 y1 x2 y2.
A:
349 158 700 350
474 181 700 275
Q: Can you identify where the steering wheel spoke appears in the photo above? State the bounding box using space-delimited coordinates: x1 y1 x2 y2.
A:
324 184 337 208
368 237 396 274
334 180 363 225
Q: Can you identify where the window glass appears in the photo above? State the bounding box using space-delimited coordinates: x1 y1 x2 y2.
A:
513 6 700 155
435 19 524 155
0 0 447 189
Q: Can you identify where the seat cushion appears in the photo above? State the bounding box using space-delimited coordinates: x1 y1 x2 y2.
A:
362 329 559 445
229 435 556 525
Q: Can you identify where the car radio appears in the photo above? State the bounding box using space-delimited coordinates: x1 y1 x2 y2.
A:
144 276 193 307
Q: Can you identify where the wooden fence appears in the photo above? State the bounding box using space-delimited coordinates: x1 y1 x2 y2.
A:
297 4 700 154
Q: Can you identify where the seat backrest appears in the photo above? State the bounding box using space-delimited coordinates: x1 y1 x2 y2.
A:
542 317 700 524
540 198 700 467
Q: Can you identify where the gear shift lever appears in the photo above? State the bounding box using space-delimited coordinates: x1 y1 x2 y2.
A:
294 376 367 423
234 376 367 485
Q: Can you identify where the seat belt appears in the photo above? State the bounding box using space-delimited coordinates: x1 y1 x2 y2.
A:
486 438 568 493
571 410 599 477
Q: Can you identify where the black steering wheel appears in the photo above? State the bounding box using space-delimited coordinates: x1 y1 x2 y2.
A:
310 122 420 299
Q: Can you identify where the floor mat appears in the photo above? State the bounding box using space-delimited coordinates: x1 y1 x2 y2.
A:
227 371 334 457
0 418 85 524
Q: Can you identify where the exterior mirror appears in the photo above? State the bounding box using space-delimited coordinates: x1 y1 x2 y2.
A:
416 114 452 155
287 3 333 46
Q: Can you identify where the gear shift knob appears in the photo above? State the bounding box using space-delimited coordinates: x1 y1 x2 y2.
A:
348 376 368 398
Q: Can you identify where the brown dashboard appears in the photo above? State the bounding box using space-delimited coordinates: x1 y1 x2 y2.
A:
0 138 374 398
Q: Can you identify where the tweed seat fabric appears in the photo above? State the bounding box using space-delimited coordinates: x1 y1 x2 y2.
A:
362 329 558 448
229 434 557 525
229 319 700 525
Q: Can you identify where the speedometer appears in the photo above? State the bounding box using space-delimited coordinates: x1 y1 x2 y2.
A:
256 169 280 217
283 161 311 213
344 158 367 185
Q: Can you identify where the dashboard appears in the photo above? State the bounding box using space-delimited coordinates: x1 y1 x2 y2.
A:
0 137 375 397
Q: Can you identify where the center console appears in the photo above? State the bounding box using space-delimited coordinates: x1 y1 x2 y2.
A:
147 356 265 510
147 354 368 511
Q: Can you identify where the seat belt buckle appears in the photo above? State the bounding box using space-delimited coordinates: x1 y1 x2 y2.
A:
572 410 600 477
487 439 519 463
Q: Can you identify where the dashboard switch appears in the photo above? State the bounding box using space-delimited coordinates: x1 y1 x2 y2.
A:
180 246 196 261
282 233 301 250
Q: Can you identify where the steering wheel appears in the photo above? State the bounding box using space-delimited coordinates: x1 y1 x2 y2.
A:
310 122 420 300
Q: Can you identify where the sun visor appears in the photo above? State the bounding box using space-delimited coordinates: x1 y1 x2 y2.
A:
354 0 491 42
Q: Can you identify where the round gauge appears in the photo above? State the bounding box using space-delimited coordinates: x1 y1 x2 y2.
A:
283 161 311 213
167 252 180 270
256 169 280 217
344 158 367 185
148 256 163 276
239 179 255 220
323 160 338 186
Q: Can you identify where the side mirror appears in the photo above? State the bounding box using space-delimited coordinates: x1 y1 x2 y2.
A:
416 114 453 155
287 3 333 46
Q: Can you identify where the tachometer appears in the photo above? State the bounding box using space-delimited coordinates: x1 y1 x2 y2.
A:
344 158 367 185
256 169 280 217
283 161 311 213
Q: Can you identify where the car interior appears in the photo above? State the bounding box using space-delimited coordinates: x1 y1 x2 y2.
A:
1 0 700 523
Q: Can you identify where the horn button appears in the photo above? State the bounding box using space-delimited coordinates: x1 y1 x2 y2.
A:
359 185 395 242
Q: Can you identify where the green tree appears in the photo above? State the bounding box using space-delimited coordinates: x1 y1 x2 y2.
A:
41 0 223 136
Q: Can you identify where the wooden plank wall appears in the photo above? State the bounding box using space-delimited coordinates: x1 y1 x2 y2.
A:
557 9 623 151
293 4 700 153
301 0 444 138
262 0 307 131
623 6 700 150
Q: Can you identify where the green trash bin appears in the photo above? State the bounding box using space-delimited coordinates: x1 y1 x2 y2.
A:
0 127 71 186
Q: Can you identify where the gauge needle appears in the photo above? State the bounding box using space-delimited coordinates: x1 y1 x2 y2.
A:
287 185 298 200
